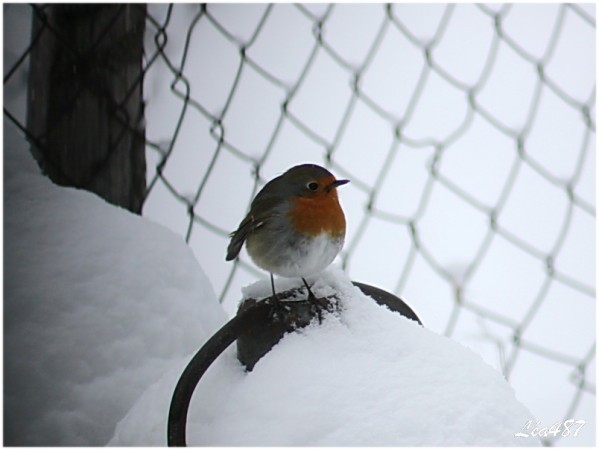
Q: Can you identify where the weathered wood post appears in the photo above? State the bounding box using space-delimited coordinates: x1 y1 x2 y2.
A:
27 4 147 213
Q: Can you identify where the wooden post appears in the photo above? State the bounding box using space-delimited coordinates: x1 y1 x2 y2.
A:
27 4 147 213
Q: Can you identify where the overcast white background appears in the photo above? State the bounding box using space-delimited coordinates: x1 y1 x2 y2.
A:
4 2 596 446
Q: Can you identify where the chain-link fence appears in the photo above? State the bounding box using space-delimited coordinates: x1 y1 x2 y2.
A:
4 3 595 446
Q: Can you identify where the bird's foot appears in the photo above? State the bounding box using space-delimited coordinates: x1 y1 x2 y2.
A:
306 292 333 323
301 277 335 323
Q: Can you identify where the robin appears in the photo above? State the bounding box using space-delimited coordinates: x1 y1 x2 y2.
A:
226 164 349 310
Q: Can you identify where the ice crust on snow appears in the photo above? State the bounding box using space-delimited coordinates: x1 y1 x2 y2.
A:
3 122 226 445
112 267 541 446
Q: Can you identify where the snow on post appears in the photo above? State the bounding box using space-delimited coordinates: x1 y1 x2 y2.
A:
236 279 421 371
114 267 542 446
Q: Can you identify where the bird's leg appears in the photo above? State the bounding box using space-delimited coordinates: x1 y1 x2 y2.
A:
270 273 278 300
301 277 317 300
302 277 329 322
268 273 289 320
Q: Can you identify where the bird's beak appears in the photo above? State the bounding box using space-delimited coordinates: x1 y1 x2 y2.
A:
327 178 350 191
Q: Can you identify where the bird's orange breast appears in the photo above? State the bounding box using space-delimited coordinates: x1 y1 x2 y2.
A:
288 189 346 238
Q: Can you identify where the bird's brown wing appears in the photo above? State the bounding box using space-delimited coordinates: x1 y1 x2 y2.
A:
226 214 259 261
225 195 280 261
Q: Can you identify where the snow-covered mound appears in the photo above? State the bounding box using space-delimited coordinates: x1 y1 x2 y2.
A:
111 267 541 446
3 122 227 446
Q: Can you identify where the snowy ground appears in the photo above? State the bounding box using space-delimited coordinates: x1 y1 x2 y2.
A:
3 121 226 445
5 120 540 445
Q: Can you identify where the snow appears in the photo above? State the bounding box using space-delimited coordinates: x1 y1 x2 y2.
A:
112 267 541 446
4 120 540 447
3 121 227 446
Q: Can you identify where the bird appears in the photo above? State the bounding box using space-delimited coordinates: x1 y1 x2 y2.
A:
226 163 349 310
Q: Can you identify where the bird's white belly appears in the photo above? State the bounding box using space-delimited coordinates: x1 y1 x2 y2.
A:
275 233 343 278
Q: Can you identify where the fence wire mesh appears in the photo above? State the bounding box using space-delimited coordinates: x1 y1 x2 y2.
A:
4 3 595 446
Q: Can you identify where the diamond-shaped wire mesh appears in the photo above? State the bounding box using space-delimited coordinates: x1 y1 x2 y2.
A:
4 3 595 446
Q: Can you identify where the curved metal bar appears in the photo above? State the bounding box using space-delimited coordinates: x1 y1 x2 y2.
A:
353 281 422 325
167 298 273 446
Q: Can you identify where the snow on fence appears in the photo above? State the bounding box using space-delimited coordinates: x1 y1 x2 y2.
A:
4 3 595 446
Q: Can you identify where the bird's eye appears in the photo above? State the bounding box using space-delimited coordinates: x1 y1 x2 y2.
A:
307 182 319 191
